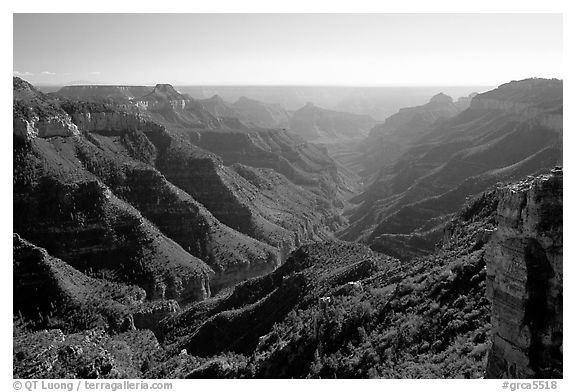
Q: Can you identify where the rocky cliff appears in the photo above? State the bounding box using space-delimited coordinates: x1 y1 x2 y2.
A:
14 116 79 139
13 77 80 139
485 169 562 378
69 109 165 134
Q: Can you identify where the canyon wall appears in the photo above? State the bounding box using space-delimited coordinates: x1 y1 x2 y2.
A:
470 98 562 132
13 116 80 139
485 169 562 378
70 111 165 134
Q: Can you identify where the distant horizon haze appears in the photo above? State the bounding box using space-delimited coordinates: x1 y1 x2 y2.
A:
30 82 494 119
14 14 562 86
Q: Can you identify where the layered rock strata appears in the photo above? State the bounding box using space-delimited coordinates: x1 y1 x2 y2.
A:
485 169 562 378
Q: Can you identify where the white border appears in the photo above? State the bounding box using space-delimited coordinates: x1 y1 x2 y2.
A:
2 1 572 390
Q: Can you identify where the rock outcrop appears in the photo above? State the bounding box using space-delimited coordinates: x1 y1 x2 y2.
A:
135 84 221 128
13 77 80 139
13 116 79 139
485 169 562 378
429 92 453 104
69 110 165 134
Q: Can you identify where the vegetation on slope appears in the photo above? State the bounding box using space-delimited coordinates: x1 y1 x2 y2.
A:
149 189 498 378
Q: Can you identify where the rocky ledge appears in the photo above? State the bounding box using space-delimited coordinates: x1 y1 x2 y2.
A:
14 114 80 139
70 110 165 134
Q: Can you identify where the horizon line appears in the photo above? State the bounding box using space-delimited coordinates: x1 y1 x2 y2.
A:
31 82 501 88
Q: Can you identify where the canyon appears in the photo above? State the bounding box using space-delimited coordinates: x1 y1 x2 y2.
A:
340 79 562 261
13 77 562 379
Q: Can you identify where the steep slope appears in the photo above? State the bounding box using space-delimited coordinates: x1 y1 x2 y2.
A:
135 84 222 129
14 80 563 379
157 193 499 378
15 77 562 379
289 102 376 141
14 78 80 139
14 77 284 299
144 85 358 205
197 95 237 118
360 92 466 179
153 137 342 258
199 95 291 129
14 326 163 378
161 242 402 357
15 78 351 293
190 128 351 197
230 96 291 129
13 234 178 333
152 171 561 379
14 134 213 303
342 79 562 257
125 83 354 258
31 101 282 292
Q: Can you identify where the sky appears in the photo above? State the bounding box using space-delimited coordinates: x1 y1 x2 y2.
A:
13 13 562 86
